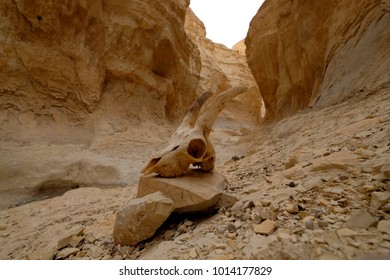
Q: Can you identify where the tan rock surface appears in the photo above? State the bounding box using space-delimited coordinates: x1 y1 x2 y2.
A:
137 170 226 212
246 0 390 122
113 191 174 246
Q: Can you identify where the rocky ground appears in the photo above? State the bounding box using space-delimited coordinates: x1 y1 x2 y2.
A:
0 87 389 260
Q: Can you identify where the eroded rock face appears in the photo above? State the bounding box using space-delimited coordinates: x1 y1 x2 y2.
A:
246 0 390 122
185 8 263 125
0 0 200 144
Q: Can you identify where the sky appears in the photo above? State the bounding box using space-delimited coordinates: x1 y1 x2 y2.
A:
189 0 265 48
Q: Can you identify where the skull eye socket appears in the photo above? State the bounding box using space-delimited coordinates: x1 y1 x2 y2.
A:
187 138 206 159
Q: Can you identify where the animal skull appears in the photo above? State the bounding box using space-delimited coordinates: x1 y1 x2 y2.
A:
141 86 248 177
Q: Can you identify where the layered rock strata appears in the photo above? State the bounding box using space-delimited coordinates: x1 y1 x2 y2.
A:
246 0 390 122
0 0 200 144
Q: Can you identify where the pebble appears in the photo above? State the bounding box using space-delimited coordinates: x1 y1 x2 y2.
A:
337 228 359 237
0 224 7 231
252 219 276 235
189 248 198 259
359 185 382 193
305 220 315 230
286 202 299 214
346 209 378 229
269 202 279 211
370 191 390 210
57 225 85 250
377 220 390 235
56 247 80 259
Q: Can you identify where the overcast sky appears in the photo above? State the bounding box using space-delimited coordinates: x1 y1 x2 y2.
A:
189 0 265 48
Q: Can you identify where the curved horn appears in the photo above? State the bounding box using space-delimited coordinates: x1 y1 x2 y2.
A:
196 86 248 135
178 91 213 130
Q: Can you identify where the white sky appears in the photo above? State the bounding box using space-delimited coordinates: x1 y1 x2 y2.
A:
189 0 265 48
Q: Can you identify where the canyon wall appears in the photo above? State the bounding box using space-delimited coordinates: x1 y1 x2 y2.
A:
185 9 263 126
0 0 200 144
246 0 390 122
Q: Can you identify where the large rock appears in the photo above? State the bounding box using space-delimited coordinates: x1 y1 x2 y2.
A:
246 0 390 122
137 170 226 212
113 191 174 246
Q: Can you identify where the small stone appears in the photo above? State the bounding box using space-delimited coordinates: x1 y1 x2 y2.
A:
164 230 175 240
370 191 390 210
56 247 80 259
57 225 85 250
0 224 7 231
359 185 381 193
69 235 84 247
382 203 390 212
303 177 323 190
346 209 378 229
381 164 390 179
318 220 329 228
305 220 315 230
310 207 324 217
324 187 344 195
286 202 299 214
324 231 343 249
269 202 279 211
189 248 198 259
252 219 276 235
377 220 390 235
337 228 359 237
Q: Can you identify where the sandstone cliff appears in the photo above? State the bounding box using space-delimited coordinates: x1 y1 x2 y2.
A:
0 0 200 144
246 0 390 122
0 0 202 207
185 8 263 126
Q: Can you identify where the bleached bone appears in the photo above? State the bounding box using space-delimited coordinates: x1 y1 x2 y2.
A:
142 86 248 178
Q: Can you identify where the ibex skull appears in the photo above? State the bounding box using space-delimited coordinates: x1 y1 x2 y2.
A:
141 86 248 177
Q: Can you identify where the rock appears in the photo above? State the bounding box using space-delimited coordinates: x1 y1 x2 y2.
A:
246 0 389 121
337 228 359 237
57 225 85 250
380 164 390 179
113 192 174 246
359 185 382 193
252 219 277 235
324 231 343 249
305 220 315 230
137 170 226 212
370 191 390 210
189 248 198 259
56 247 80 259
285 202 299 214
0 224 7 231
303 177 324 190
377 220 390 235
216 193 238 209
269 202 279 211
28 244 56 260
311 151 359 171
69 235 84 248
346 209 378 229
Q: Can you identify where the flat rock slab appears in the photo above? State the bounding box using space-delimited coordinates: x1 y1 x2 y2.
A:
137 170 226 212
113 191 174 246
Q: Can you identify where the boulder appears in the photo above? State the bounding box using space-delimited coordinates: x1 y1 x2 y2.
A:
137 169 226 212
113 192 174 246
